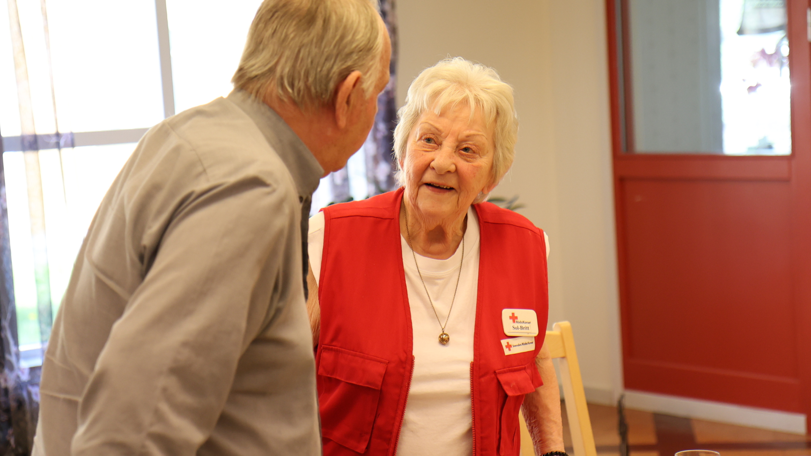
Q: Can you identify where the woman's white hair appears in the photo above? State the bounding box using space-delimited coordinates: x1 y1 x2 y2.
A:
393 57 518 202
232 0 384 109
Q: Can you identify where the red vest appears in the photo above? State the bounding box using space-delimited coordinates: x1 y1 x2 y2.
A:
316 189 549 456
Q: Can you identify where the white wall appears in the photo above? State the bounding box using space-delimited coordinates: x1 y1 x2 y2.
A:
397 0 622 403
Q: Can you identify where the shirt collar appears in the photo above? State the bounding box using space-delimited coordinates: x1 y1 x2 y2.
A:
227 89 323 199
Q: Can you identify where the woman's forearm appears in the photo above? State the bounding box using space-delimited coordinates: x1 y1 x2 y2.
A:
306 262 321 347
522 345 566 454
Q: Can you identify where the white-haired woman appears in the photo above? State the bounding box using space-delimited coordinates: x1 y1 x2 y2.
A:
307 57 566 456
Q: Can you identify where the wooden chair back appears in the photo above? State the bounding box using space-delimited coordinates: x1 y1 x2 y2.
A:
519 321 597 456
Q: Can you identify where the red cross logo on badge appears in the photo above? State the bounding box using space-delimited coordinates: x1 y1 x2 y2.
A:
505 342 512 351
509 312 518 323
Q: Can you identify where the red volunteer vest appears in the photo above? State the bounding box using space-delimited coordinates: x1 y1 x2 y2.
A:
316 189 549 456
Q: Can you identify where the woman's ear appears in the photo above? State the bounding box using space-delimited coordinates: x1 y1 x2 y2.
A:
482 177 499 196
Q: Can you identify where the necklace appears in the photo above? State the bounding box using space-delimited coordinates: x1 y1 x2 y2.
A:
404 209 465 345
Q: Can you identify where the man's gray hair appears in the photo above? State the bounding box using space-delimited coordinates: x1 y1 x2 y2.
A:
233 0 384 108
393 58 518 202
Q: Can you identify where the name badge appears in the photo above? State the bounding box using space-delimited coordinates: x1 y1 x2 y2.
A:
502 309 539 336
501 336 535 355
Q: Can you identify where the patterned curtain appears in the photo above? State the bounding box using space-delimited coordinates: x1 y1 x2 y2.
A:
367 0 399 195
0 133 36 456
328 0 399 202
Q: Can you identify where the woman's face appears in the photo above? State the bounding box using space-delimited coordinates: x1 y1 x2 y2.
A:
400 103 496 224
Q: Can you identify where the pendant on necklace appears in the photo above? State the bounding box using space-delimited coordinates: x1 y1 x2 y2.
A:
439 332 450 345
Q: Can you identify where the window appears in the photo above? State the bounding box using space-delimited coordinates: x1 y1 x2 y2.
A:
1 0 379 366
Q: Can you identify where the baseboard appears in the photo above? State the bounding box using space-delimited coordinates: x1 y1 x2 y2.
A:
619 389 807 434
583 386 617 406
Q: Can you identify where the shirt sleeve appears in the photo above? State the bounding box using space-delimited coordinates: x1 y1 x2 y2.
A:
307 211 326 285
71 181 297 455
544 232 550 260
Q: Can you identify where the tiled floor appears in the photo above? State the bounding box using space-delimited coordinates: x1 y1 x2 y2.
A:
562 403 811 456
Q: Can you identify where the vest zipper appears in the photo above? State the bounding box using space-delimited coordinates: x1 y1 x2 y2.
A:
389 356 415 455
470 362 477 455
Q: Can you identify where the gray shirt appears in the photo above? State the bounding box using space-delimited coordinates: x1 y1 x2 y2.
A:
33 90 323 455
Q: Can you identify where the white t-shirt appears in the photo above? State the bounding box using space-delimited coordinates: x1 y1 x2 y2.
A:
308 208 549 455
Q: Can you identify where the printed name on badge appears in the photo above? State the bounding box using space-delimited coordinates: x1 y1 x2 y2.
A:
501 309 539 336
501 336 535 355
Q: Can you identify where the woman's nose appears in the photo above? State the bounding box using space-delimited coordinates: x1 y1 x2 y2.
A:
431 145 456 173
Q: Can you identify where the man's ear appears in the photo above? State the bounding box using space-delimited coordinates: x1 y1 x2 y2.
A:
334 70 363 130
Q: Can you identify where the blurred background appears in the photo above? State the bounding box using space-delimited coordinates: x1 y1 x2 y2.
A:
1 0 810 454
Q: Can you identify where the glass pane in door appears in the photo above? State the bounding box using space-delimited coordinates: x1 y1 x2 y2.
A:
626 0 790 155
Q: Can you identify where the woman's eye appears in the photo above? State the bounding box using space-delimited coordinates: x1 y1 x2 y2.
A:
423 137 435 144
461 146 474 154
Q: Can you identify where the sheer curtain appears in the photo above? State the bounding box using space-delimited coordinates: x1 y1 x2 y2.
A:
1 0 61 452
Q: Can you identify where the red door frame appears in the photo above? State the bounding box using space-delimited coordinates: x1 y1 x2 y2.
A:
788 0 811 433
606 0 811 432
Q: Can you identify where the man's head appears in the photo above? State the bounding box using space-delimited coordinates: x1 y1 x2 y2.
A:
233 0 386 110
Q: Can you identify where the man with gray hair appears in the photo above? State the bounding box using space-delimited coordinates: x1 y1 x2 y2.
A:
32 0 391 454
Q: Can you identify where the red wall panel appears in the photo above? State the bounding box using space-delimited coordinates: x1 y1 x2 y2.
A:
620 178 800 411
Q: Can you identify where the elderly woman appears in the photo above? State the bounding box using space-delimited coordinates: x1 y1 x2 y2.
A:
307 57 565 456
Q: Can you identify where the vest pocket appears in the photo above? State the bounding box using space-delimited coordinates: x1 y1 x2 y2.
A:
495 364 544 455
317 345 389 454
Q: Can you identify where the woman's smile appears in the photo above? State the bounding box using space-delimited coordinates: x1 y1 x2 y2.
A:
423 182 456 192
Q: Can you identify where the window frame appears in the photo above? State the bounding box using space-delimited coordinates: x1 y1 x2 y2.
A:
2 0 173 155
